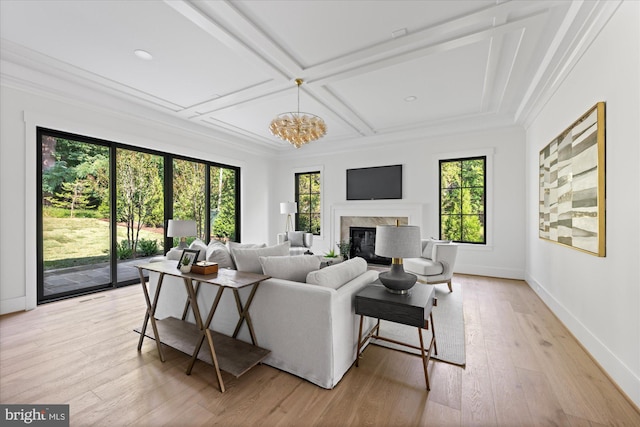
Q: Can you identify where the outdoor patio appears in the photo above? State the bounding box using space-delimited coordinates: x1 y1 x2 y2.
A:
43 257 156 296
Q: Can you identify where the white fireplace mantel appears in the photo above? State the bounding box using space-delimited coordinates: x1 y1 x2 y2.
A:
330 202 423 247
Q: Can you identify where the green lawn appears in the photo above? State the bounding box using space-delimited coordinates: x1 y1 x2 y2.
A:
43 217 164 269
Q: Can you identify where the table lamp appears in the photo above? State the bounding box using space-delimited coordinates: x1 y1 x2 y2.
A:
374 222 422 294
280 201 297 233
167 219 197 249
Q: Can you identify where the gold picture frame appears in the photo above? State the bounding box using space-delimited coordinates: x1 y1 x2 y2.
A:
539 102 606 257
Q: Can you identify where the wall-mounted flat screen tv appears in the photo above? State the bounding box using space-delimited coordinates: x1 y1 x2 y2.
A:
346 164 402 200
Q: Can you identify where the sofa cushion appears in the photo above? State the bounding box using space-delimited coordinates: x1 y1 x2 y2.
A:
289 247 309 256
231 242 290 273
287 231 305 247
422 238 450 259
259 255 321 282
306 257 367 289
165 247 183 261
404 257 444 276
226 241 266 269
205 241 234 269
227 241 266 251
189 239 207 261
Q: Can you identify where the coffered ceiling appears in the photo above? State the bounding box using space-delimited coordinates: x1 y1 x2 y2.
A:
0 0 620 153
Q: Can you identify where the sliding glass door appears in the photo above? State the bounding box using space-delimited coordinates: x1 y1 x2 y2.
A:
210 166 237 243
38 128 241 304
115 148 165 283
173 158 206 242
39 132 111 301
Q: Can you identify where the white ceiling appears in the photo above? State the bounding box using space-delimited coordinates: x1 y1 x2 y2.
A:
0 0 620 154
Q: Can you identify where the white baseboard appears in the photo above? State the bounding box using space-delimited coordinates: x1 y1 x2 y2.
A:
0 296 27 315
525 273 640 408
455 264 525 280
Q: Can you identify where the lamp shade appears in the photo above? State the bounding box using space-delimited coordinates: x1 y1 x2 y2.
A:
280 202 298 214
166 219 197 238
374 225 421 259
375 224 421 294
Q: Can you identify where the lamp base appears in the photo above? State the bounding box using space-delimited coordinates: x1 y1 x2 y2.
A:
379 263 417 294
176 238 188 250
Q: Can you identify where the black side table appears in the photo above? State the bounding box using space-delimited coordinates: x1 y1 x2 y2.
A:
355 281 438 390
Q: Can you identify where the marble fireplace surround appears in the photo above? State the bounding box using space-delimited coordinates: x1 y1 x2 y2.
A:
331 202 423 247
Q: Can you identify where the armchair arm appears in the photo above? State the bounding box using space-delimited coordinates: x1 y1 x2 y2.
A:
432 243 458 277
303 232 313 248
420 239 430 254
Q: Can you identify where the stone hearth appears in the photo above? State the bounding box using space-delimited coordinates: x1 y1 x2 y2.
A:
330 202 423 249
340 216 408 243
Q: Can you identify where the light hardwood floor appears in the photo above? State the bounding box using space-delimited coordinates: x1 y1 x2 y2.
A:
1 274 638 426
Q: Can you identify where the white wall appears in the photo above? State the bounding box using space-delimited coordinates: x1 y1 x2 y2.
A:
525 0 640 406
0 85 272 314
271 126 526 280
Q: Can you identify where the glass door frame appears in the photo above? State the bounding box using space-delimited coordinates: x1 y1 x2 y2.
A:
37 128 114 303
36 127 241 304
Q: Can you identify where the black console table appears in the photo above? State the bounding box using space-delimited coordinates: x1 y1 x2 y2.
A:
355 281 438 390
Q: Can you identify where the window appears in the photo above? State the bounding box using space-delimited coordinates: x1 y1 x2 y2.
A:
38 127 240 304
295 171 321 235
439 157 486 244
40 134 112 301
173 158 206 241
116 148 165 274
210 166 238 242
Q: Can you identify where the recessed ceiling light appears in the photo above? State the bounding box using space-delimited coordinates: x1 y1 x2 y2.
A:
404 96 417 102
391 28 408 39
134 49 153 60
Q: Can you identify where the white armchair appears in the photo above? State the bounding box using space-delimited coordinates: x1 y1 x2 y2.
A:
277 231 314 256
404 239 458 292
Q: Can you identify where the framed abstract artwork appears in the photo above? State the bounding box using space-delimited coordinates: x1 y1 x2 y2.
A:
539 102 606 256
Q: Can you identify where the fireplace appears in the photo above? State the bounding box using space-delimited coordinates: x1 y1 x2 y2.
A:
331 203 423 264
349 227 391 265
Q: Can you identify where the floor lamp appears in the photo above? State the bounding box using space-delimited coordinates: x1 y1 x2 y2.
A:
280 202 297 233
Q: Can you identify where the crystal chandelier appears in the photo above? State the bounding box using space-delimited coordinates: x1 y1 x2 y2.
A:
269 79 327 148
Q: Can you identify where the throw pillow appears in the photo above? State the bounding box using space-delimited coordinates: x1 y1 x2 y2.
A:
422 238 450 259
205 241 234 269
287 231 305 247
226 241 266 252
306 257 367 290
165 247 183 261
226 241 266 269
189 239 207 261
231 242 290 273
422 239 435 259
259 255 320 282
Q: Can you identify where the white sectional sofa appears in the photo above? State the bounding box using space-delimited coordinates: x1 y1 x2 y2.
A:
149 240 378 389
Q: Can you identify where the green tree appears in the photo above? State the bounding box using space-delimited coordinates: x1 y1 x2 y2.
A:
116 150 163 256
42 137 109 212
210 167 237 241
173 159 206 240
47 179 93 217
440 158 485 243
296 172 321 235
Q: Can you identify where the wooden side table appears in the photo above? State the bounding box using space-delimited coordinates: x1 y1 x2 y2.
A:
136 261 271 392
355 281 438 390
